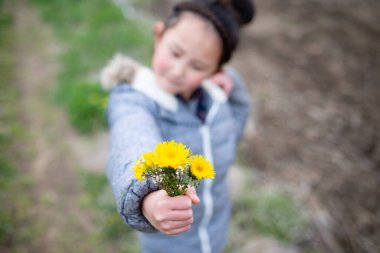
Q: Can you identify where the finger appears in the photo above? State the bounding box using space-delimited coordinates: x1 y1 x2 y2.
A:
168 209 193 221
160 218 193 231
162 224 192 235
166 195 192 210
223 81 233 95
219 79 233 95
185 187 200 204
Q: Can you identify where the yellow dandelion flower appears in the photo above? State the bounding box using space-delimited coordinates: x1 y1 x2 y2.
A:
142 151 158 167
133 151 157 181
154 140 190 169
190 155 215 180
133 161 146 181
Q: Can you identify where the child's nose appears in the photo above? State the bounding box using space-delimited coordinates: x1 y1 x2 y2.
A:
171 62 186 78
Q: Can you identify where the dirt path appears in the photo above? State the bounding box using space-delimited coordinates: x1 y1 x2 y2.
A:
233 1 380 252
9 0 96 251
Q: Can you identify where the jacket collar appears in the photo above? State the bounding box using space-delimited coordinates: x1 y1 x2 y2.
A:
132 67 178 111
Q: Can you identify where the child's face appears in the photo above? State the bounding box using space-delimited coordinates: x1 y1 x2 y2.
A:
152 12 222 100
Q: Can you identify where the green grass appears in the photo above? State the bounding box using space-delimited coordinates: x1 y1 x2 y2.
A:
233 188 305 243
32 0 153 134
0 6 35 251
224 167 308 252
78 170 140 253
26 1 153 250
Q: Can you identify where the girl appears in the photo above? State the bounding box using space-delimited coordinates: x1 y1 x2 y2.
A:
102 0 255 252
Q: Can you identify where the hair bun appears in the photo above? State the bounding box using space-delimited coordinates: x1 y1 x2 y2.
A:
172 0 256 65
199 0 255 26
229 0 255 25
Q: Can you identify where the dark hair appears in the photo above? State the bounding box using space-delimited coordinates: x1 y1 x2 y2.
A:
169 0 255 66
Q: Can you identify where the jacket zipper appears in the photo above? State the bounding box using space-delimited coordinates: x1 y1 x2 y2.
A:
198 102 220 253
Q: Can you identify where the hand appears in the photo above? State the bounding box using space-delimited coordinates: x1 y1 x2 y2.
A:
207 70 234 95
142 188 200 235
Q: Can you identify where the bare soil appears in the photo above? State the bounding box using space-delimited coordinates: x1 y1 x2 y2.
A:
234 1 380 252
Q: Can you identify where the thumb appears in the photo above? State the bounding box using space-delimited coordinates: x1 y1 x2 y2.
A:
186 187 200 204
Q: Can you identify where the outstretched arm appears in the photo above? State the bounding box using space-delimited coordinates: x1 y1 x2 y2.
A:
106 85 161 232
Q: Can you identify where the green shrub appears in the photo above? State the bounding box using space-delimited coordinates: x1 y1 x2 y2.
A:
65 82 108 134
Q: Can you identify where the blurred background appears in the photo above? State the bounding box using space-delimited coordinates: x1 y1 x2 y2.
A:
1 0 379 252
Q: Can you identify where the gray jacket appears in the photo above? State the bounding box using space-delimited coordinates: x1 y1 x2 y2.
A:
104 58 250 253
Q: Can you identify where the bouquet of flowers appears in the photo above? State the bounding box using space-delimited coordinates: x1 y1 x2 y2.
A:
133 140 215 197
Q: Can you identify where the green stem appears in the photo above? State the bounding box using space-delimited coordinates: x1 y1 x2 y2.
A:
160 173 186 196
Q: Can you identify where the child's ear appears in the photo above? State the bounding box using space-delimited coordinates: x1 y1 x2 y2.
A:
153 22 165 42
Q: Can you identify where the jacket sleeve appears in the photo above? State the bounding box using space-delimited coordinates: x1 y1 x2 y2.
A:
106 84 161 233
225 68 251 142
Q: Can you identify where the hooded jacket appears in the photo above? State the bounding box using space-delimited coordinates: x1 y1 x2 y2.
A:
103 54 250 253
